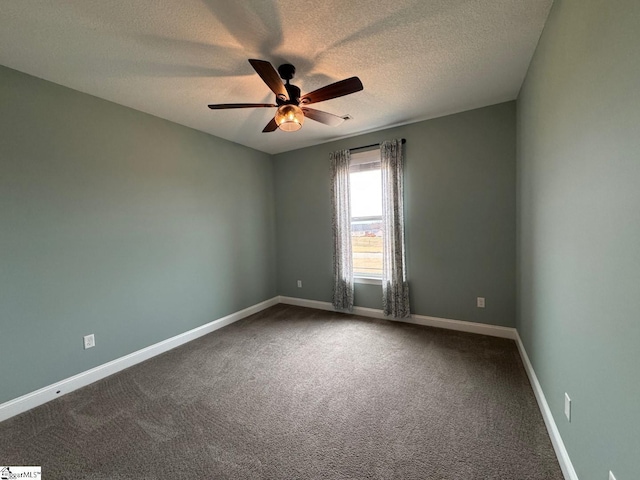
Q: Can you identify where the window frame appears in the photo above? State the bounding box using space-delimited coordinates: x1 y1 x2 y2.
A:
349 149 383 283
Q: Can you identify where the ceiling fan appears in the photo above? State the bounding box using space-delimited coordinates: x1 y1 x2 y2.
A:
208 59 363 133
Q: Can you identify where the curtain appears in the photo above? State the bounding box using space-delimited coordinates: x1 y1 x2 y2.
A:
381 139 410 318
330 149 354 311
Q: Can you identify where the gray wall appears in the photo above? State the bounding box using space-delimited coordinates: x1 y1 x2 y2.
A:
274 102 516 327
517 0 640 478
0 65 277 404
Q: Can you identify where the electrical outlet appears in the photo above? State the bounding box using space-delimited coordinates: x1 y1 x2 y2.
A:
297 280 302 288
564 393 571 422
83 334 95 350
477 297 485 308
609 471 616 480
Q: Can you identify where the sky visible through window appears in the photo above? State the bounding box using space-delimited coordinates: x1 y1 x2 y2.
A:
350 170 382 217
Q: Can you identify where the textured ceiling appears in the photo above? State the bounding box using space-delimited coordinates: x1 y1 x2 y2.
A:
0 0 552 154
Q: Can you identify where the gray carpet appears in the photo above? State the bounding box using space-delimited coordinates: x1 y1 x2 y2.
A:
0 304 562 479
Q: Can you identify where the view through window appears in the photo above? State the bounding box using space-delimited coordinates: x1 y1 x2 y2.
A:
349 150 382 277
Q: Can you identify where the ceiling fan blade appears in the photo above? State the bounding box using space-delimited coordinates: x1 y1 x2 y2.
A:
301 108 345 127
262 118 279 133
208 103 277 109
248 59 289 101
300 77 363 105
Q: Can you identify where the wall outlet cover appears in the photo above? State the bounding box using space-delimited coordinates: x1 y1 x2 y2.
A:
297 280 302 288
476 297 485 308
564 392 571 422
84 334 95 350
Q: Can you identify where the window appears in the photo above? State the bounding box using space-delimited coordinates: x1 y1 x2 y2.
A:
349 149 382 279
331 139 407 314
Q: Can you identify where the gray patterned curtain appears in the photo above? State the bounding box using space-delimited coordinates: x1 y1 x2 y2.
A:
381 139 410 318
330 149 354 312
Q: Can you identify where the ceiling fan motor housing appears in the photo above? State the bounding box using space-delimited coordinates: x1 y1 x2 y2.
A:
276 64 301 105
278 83 301 106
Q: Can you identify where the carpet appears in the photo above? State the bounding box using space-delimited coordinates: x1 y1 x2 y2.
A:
0 304 562 479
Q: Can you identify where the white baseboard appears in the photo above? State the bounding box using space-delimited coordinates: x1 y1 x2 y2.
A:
515 332 578 480
278 296 336 312
278 296 517 339
0 297 279 423
407 313 516 339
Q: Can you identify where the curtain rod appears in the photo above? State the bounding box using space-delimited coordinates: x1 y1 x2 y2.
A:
349 138 406 152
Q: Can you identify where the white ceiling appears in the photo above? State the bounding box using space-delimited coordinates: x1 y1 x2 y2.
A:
0 0 552 155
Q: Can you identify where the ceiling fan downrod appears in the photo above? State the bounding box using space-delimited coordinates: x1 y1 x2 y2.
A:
277 64 300 105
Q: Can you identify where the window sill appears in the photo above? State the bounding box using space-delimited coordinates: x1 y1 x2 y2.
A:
354 276 382 285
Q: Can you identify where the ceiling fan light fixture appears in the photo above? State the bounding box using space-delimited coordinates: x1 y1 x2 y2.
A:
275 104 304 132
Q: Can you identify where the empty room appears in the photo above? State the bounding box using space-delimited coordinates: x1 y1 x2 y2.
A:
0 1 637 479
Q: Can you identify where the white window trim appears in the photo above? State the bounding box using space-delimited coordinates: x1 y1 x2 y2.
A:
349 148 380 168
354 276 382 285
